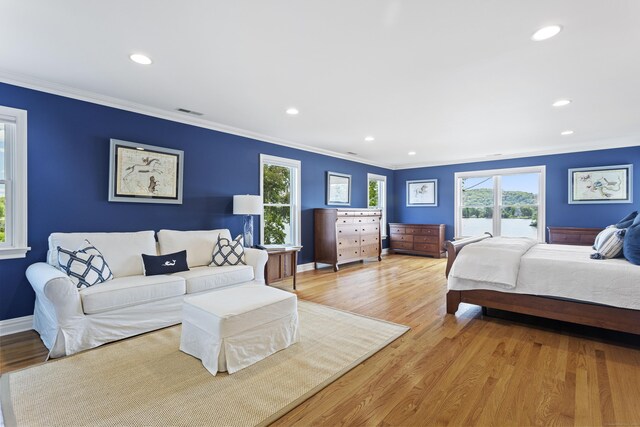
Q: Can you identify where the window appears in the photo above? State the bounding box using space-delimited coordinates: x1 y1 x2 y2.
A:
367 173 387 238
260 154 301 245
454 166 546 241
0 105 29 259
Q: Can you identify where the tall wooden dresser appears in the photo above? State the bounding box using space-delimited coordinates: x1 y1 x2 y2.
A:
389 223 446 258
314 208 382 271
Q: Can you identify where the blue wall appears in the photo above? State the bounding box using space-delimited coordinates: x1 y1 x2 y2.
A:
394 147 639 241
1 81 638 322
0 83 394 320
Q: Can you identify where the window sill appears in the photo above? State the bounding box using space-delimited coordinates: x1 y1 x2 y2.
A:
0 247 31 260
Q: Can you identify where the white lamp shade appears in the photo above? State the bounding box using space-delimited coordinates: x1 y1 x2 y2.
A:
233 195 262 215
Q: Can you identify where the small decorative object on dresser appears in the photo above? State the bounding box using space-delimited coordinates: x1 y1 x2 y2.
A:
314 208 382 271
389 223 446 258
547 226 602 246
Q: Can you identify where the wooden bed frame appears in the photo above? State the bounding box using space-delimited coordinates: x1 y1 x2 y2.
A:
444 234 640 335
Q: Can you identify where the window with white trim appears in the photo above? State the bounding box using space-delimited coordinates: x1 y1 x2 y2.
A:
454 166 546 241
367 173 387 238
260 154 301 245
0 105 29 259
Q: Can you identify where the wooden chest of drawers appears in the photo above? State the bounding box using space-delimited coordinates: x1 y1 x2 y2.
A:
389 223 445 258
314 208 382 271
547 227 602 246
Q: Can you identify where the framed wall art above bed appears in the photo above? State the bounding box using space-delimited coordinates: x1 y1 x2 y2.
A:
568 164 633 204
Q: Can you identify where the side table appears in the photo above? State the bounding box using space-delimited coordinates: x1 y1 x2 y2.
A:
263 247 301 290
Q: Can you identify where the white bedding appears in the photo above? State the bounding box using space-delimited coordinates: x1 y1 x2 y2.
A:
448 243 640 310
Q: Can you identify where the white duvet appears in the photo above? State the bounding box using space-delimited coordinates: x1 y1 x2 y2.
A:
448 241 640 310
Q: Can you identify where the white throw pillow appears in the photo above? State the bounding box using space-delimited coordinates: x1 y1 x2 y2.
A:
57 240 114 288
591 227 625 260
210 235 246 266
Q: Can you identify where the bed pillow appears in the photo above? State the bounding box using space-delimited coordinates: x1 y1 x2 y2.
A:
57 240 114 288
623 214 640 265
142 250 189 276
616 211 638 229
590 228 625 260
210 235 246 266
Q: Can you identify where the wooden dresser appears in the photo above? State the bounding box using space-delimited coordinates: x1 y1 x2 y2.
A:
547 227 602 246
389 223 446 258
314 208 382 271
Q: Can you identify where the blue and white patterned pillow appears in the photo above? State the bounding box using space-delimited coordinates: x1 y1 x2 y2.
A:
591 228 626 260
210 235 246 266
57 240 114 288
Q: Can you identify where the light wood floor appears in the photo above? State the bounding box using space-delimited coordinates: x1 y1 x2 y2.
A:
1 254 639 426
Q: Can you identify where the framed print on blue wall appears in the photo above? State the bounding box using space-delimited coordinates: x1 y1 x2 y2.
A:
406 179 438 207
108 139 184 204
326 171 351 205
568 164 633 204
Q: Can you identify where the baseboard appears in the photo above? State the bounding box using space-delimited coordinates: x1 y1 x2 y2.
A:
297 262 316 273
0 315 33 336
296 249 390 273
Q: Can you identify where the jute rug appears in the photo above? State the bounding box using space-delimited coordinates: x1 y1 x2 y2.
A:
1 301 408 427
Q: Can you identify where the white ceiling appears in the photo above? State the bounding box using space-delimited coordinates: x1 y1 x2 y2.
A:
1 0 639 169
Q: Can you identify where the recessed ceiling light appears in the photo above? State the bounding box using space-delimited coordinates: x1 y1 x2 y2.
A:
552 99 572 107
364 136 375 142
286 108 299 115
129 53 152 65
408 151 416 156
561 130 574 136
531 25 562 41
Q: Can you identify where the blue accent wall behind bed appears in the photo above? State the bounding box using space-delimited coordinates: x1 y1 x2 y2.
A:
393 146 640 241
0 82 394 320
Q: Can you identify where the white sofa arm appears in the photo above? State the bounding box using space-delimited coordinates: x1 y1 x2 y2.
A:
244 248 268 283
26 262 84 322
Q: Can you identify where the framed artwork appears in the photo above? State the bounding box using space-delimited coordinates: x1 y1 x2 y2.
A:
568 164 633 204
406 179 438 207
108 139 184 204
326 171 351 206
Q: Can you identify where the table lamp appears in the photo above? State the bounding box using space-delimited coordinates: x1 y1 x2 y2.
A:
233 195 262 247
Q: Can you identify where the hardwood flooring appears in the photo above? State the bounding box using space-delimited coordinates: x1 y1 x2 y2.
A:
1 254 639 426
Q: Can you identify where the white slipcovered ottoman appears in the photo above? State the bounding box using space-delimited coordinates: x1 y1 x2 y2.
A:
180 284 299 375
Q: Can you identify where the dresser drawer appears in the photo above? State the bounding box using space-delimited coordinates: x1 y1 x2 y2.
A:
360 235 379 246
337 225 362 236
390 226 406 234
338 247 362 260
338 236 361 248
361 224 380 235
414 235 438 244
337 217 354 225
414 243 440 253
361 244 379 258
406 227 440 236
390 240 413 250
390 234 413 242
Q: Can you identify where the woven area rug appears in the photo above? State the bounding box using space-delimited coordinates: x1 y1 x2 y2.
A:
1 301 408 427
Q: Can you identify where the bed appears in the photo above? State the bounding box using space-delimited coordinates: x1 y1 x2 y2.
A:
444 233 640 335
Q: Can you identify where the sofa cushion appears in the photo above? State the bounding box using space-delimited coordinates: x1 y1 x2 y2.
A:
79 275 186 314
49 231 156 278
57 240 114 288
157 229 232 268
174 265 254 294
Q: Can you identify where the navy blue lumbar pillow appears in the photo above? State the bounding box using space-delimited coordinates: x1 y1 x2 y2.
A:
142 250 189 276
623 214 640 265
616 211 638 229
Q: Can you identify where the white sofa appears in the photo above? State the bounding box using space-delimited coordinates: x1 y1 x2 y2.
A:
25 229 268 358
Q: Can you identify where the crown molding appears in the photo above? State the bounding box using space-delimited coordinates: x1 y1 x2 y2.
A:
2 71 636 172
0 70 393 170
392 138 640 170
